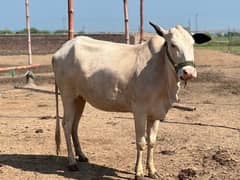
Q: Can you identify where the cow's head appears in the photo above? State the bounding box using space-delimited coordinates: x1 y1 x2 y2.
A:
149 22 211 81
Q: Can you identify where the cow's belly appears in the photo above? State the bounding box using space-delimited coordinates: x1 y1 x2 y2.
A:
76 77 132 112
72 65 134 112
82 90 132 112
87 97 131 112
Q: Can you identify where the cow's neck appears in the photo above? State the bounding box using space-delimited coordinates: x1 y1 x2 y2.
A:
134 40 179 106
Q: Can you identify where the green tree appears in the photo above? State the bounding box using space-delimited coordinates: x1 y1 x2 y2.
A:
0 29 14 34
17 28 50 34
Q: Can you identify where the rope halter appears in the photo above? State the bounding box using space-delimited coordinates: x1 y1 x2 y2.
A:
164 42 195 73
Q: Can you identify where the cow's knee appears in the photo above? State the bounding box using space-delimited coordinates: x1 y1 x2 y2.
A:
136 138 146 151
147 136 157 148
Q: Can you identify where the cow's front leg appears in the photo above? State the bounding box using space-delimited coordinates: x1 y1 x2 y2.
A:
133 108 147 180
146 119 161 179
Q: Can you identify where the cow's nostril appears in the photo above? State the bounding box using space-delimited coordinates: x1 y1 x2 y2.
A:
183 70 188 75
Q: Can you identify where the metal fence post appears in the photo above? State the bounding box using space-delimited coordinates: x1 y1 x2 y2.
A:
25 0 34 85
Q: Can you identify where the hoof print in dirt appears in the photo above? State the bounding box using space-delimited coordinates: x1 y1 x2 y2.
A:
35 129 43 133
160 150 175 155
68 164 79 171
212 150 236 167
178 168 196 180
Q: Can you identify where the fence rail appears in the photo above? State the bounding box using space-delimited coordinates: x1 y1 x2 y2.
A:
0 64 41 72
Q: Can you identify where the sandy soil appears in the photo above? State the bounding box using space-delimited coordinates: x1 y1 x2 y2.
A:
0 49 240 180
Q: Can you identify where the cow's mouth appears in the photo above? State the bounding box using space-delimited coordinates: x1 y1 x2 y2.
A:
180 75 194 81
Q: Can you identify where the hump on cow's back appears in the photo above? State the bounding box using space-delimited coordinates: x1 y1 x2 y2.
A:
148 35 165 54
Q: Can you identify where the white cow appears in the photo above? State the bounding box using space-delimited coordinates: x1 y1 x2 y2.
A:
52 22 211 180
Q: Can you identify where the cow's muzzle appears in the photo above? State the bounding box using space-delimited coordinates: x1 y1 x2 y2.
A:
179 65 197 81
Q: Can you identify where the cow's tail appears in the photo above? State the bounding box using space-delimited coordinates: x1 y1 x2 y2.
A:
55 82 61 156
52 57 61 156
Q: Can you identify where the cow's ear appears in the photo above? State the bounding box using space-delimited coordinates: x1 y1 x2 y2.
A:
149 21 167 37
193 33 211 44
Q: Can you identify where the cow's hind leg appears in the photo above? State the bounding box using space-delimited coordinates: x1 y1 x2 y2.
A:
62 98 78 171
72 96 89 162
146 119 161 179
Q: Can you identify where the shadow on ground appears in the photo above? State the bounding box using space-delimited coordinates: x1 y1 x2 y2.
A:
0 154 133 180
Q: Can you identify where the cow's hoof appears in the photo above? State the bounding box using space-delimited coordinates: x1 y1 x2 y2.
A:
148 172 162 179
68 164 79 171
78 155 89 162
135 175 144 180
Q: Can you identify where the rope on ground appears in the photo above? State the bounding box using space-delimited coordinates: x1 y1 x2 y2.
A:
14 85 59 95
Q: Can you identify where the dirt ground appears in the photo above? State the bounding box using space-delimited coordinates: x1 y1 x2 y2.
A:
0 49 240 180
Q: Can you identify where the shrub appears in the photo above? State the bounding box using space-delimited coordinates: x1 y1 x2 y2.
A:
17 28 50 34
0 29 14 34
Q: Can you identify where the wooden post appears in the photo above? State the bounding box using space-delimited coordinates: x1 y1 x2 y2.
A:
68 0 74 40
123 0 129 44
139 0 144 43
